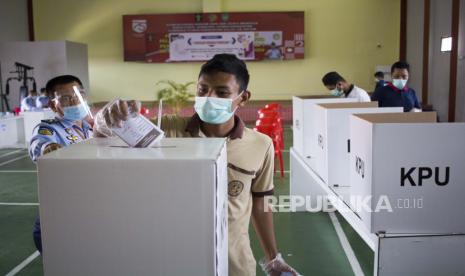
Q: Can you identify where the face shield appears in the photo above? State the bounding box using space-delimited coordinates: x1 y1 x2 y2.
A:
54 86 92 121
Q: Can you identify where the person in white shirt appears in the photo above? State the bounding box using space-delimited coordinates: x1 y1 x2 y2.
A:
322 71 371 102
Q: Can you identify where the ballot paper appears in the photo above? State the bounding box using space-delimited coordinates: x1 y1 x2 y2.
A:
112 114 164 147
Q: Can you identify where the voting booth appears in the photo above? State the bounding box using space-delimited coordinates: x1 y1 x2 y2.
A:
22 109 55 144
38 138 228 276
290 92 465 274
292 96 357 170
349 112 465 234
311 102 402 191
0 116 25 148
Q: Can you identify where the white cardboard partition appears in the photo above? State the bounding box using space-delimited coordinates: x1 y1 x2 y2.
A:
312 102 402 190
0 116 25 148
349 112 465 234
292 96 357 170
38 138 228 276
375 234 465 276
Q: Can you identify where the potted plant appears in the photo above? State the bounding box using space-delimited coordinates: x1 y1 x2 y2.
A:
156 80 195 114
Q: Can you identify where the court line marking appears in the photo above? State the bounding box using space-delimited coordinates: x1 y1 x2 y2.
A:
5 251 40 276
0 155 29 167
329 212 365 276
0 170 37 173
0 149 25 159
0 202 39 206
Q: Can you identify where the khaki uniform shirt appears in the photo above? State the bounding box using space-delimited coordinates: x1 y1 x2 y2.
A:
159 114 274 276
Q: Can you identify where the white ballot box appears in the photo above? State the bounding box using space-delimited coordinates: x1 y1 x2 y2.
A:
0 116 25 148
38 137 228 276
292 96 357 170
349 112 465 234
22 109 55 144
312 102 402 190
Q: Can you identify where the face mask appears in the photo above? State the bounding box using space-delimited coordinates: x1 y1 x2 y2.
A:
63 102 89 121
330 87 344 97
392 79 408 90
194 92 243 124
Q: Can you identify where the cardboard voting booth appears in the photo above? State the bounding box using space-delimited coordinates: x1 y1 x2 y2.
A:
375 234 465 276
0 116 25 148
292 96 357 170
38 137 228 276
312 102 402 190
349 112 465 234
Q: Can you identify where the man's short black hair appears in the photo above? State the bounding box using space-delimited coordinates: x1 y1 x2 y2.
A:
391 61 410 73
374 71 384 78
199 54 250 91
322 71 345 86
45 75 83 93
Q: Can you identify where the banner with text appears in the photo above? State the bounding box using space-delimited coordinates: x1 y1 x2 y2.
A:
123 12 305 62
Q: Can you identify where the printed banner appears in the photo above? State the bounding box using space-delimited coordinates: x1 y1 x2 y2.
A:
123 12 304 62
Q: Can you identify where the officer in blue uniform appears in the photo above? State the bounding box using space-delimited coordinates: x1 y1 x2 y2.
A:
29 117 93 161
29 75 93 253
20 90 38 112
35 88 50 109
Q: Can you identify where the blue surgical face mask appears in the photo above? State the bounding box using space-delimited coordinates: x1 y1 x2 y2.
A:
330 87 344 97
63 102 89 121
194 92 243 124
392 78 408 90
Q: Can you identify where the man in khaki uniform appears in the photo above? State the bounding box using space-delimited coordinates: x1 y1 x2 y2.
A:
96 54 299 276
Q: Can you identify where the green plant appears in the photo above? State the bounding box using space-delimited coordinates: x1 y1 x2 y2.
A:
156 80 195 114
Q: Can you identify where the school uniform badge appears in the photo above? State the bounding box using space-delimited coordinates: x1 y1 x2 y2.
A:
228 180 244 197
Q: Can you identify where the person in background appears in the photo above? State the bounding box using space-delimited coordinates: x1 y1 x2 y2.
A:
371 61 421 112
321 71 371 102
95 54 299 276
29 75 93 253
374 71 386 90
20 90 38 112
36 88 50 109
265 42 283 60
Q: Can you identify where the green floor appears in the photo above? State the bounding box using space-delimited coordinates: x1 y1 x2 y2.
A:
0 128 374 276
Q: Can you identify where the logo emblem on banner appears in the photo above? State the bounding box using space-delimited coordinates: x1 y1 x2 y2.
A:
132 20 147 33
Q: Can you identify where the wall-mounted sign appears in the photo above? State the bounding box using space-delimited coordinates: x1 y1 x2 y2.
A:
123 12 305 63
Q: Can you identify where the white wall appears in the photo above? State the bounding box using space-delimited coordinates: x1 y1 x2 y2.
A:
0 0 29 42
457 1 465 122
406 0 424 100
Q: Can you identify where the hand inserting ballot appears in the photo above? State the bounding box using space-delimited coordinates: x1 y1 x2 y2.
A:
94 99 141 137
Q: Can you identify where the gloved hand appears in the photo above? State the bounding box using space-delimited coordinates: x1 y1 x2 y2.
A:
43 143 62 155
94 99 141 137
260 253 301 276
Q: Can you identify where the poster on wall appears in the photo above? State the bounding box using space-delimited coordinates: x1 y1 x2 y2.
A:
122 12 304 63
